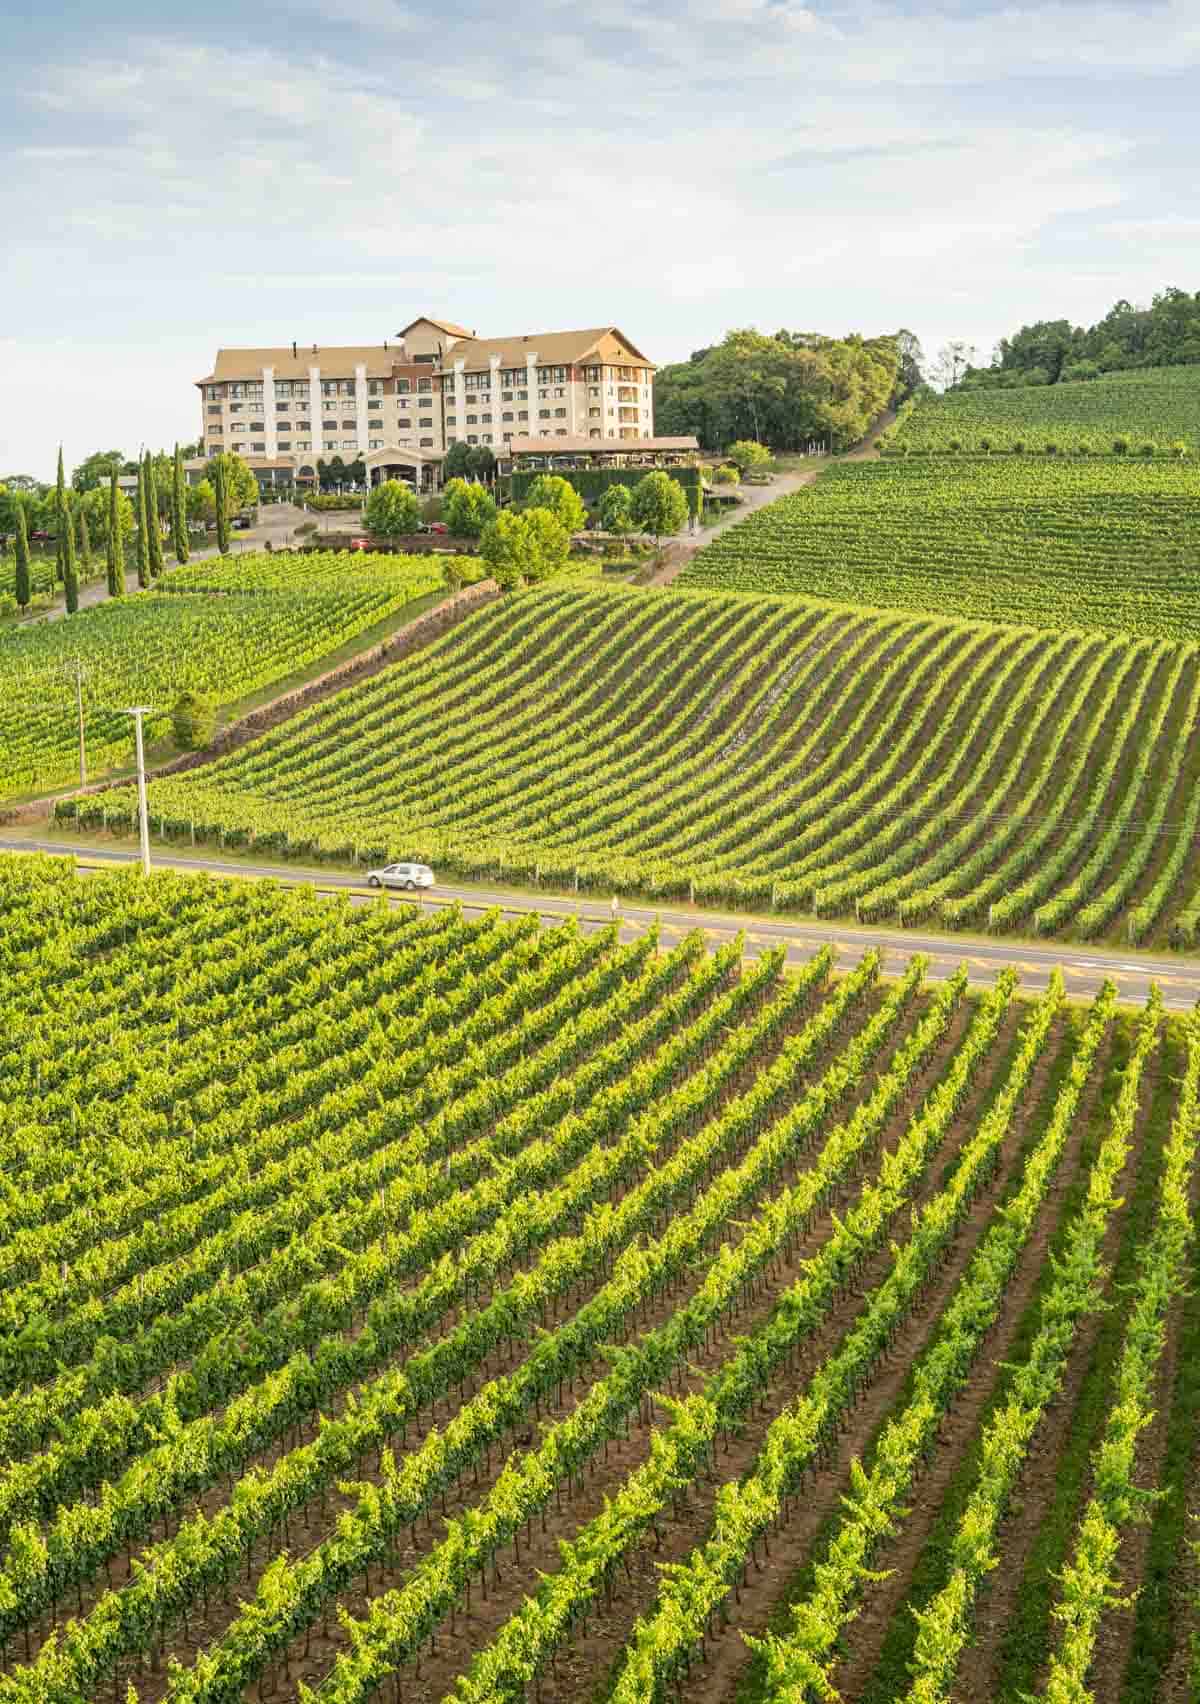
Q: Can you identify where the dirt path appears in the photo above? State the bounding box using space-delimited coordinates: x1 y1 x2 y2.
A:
645 410 896 588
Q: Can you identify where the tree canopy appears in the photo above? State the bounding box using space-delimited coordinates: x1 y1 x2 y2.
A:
630 471 689 542
443 477 497 538
480 506 570 590
958 286 1200 390
521 475 586 535
654 327 901 453
71 449 125 493
205 451 258 516
365 479 421 536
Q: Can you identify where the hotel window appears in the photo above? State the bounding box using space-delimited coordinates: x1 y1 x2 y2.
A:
420 436 434 447
537 366 566 383
501 391 513 403
589 428 602 439
229 403 243 413
322 382 337 396
205 384 224 400
538 389 548 400
445 415 457 427
251 442 266 452
418 416 433 428
538 408 551 419
553 387 565 398
519 409 529 420
296 440 311 450
368 398 382 412
369 438 385 449
296 419 310 430
278 440 291 450
417 377 432 392
554 407 567 418
589 407 601 418
482 434 492 443
342 419 355 430
588 386 600 397
209 438 223 450
467 435 478 445
276 401 289 411
502 411 514 422
230 423 245 432
207 404 222 415
398 396 409 408
368 380 383 395
229 383 246 399
340 380 355 396
396 378 411 393
481 413 492 424
341 439 357 449
323 419 337 430
517 390 528 401
466 414 477 426
586 366 601 382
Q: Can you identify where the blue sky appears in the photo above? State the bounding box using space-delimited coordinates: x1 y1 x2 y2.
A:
2 0 1198 481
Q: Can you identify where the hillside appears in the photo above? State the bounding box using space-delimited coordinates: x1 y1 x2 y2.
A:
0 550 441 797
81 581 1200 947
678 456 1200 637
895 363 1200 451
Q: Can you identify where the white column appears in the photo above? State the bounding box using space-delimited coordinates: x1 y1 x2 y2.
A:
262 366 276 458
489 356 501 443
525 353 538 435
453 359 466 439
355 363 369 453
309 366 322 458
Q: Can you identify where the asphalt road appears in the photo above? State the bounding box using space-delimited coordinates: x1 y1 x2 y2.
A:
4 835 1198 1012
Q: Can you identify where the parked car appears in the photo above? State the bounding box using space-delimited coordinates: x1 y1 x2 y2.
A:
350 537 370 551
366 861 435 891
232 514 253 530
419 521 449 535
30 529 56 543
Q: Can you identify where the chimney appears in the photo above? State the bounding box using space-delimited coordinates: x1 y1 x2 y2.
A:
292 340 297 358
312 343 318 355
384 338 389 351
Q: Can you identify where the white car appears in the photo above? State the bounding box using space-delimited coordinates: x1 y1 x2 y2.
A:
366 861 435 891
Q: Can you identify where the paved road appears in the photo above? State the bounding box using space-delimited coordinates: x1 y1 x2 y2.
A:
4 835 1197 1012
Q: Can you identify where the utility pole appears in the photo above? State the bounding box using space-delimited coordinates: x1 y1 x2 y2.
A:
123 706 155 875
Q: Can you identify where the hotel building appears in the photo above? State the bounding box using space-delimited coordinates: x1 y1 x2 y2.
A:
194 316 656 489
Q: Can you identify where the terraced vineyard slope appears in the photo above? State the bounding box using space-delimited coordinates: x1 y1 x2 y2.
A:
678 456 1200 637
0 550 442 798
0 854 1196 1704
82 582 1200 946
894 362 1200 452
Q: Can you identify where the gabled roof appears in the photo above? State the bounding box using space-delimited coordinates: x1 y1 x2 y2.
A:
397 316 475 339
200 346 403 383
443 326 654 372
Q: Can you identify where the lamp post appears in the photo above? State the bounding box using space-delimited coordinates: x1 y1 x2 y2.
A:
123 706 155 875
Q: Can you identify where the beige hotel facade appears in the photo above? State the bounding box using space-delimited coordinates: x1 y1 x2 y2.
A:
194 315 656 488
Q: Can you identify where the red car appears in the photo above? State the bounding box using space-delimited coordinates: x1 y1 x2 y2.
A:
350 537 370 551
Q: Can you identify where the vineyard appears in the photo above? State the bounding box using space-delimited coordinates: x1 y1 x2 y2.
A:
79 582 1200 947
677 457 1200 637
893 363 1200 452
0 551 442 798
0 851 1197 1704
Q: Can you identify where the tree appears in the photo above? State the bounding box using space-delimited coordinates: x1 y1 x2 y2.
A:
712 464 741 484
443 476 496 538
894 329 925 398
144 452 165 579
71 449 125 493
172 691 218 751
479 506 569 589
725 439 773 476
13 501 31 611
442 441 474 480
54 447 67 585
106 469 123 598
468 445 496 481
522 474 586 535
205 451 258 517
172 445 188 565
630 471 689 544
63 505 79 614
521 508 570 581
77 502 93 577
929 341 978 391
599 483 633 539
188 479 217 525
213 459 230 555
365 479 421 536
135 459 150 587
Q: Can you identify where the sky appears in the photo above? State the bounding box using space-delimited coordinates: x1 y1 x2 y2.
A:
2 0 1198 482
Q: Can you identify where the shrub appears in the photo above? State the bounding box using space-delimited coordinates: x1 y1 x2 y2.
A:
443 478 496 538
947 438 962 453
979 437 992 454
365 479 420 536
1113 437 1130 454
1012 440 1026 454
713 464 741 485
172 691 218 752
1139 441 1157 457
725 439 774 476
522 474 586 534
1045 441 1059 455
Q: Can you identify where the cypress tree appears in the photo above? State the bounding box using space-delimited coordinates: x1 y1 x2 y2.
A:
106 469 123 598
78 502 93 578
14 501 31 612
55 446 67 585
214 458 230 555
63 503 79 614
172 444 188 564
145 451 165 578
135 459 150 587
